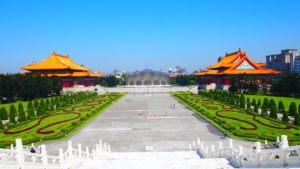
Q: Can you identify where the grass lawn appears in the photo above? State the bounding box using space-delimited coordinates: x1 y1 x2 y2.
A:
243 94 300 111
172 92 300 145
0 92 124 147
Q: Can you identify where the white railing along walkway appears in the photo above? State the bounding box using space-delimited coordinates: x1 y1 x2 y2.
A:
190 135 300 168
0 138 112 169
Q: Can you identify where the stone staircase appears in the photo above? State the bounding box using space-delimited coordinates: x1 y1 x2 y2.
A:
80 151 233 169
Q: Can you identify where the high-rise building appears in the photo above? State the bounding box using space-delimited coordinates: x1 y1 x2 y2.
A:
266 49 300 73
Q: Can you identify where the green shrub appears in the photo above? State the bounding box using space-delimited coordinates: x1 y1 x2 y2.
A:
278 100 285 113
0 107 8 120
289 102 297 116
80 117 86 121
9 105 17 123
0 121 4 129
61 128 67 132
6 122 15 128
229 125 237 131
71 122 77 126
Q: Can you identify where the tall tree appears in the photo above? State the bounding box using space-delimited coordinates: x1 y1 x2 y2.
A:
0 107 8 120
251 98 256 106
278 101 285 113
269 99 278 119
27 107 36 120
18 103 27 122
282 111 289 123
0 120 4 129
294 113 300 126
9 105 17 123
289 102 297 116
239 95 245 108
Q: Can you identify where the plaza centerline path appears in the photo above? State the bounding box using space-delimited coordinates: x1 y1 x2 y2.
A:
44 92 253 155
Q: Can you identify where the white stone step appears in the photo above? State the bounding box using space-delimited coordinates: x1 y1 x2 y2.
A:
100 151 201 160
80 151 233 169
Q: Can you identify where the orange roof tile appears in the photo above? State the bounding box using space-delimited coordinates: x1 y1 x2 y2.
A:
21 51 91 71
41 72 104 77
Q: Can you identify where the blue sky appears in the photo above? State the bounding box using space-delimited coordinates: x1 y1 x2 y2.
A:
0 0 299 74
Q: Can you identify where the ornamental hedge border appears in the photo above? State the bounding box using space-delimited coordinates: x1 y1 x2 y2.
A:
171 92 300 145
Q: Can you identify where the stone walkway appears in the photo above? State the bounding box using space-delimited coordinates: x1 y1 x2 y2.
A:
44 92 254 155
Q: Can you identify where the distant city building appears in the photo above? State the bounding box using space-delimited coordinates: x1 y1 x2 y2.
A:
112 69 127 78
266 49 300 74
195 48 281 90
169 72 189 77
126 69 170 86
168 65 186 74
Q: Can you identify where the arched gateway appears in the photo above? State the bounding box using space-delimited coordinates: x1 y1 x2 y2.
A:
126 69 170 86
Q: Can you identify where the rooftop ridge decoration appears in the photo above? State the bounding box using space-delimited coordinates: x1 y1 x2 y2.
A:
195 48 281 76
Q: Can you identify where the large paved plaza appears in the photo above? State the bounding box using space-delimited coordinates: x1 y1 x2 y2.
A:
45 90 253 155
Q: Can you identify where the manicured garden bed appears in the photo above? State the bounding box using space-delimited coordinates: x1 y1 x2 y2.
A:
171 92 300 145
0 92 124 147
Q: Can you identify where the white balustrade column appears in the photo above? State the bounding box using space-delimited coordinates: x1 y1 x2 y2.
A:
15 139 24 169
280 135 289 150
189 144 192 151
59 148 64 165
219 141 223 157
92 149 96 159
255 142 261 153
99 140 103 152
68 141 73 158
107 145 111 152
276 136 280 142
238 146 243 156
228 139 233 149
96 144 99 154
254 142 261 167
41 145 48 168
192 141 196 150
280 135 289 167
78 144 82 158
211 145 215 152
86 147 90 159
103 143 107 152
197 138 201 149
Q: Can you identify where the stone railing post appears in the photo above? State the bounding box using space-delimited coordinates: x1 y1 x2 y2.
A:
68 141 73 159
78 144 82 158
59 148 64 165
108 145 111 152
92 149 96 160
219 142 223 158
103 143 107 152
99 140 103 152
15 139 24 169
86 147 90 159
192 141 196 150
254 142 261 167
211 145 215 157
41 145 48 168
238 146 243 168
280 135 288 167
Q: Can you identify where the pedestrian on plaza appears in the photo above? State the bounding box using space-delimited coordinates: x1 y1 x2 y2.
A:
223 131 227 138
30 147 36 153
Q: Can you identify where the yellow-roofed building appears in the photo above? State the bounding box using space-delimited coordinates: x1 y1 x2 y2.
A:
21 51 104 88
194 48 281 90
